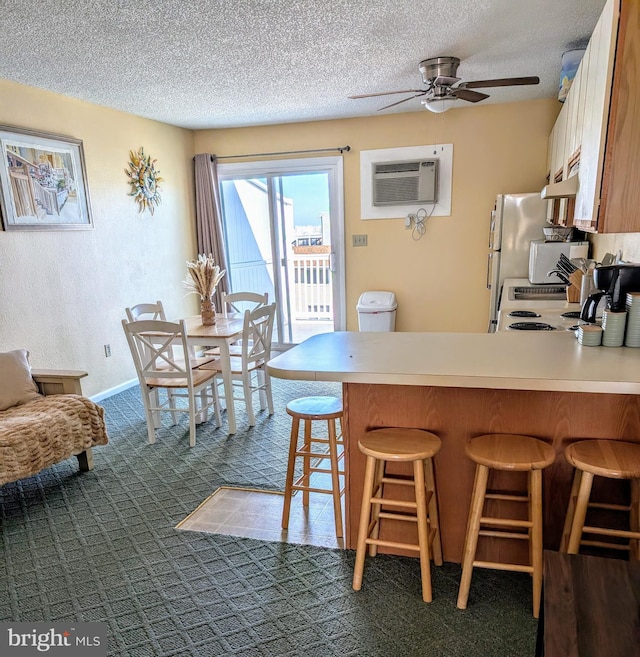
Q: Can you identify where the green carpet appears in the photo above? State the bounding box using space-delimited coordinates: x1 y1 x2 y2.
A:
0 379 538 656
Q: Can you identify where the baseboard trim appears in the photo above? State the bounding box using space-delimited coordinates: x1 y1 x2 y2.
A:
91 378 137 402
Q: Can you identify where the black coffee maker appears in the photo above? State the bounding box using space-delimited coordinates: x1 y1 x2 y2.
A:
580 263 640 322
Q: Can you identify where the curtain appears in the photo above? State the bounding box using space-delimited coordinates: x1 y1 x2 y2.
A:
194 153 229 310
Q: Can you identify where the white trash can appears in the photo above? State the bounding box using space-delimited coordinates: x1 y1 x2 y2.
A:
357 291 397 331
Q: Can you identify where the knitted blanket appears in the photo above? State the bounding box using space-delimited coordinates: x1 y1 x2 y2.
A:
0 394 109 486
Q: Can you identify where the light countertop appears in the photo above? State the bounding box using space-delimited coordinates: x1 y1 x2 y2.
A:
267 331 640 395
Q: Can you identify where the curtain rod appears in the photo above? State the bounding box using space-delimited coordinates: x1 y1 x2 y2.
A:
194 145 351 162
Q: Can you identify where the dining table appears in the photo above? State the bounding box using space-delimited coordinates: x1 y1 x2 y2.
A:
180 314 245 434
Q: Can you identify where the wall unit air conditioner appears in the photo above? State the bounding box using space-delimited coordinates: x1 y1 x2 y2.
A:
372 159 438 206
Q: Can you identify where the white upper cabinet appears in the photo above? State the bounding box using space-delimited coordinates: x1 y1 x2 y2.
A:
546 0 640 232
573 0 618 227
554 102 569 223
553 102 568 181
549 0 640 233
563 71 577 164
545 124 555 223
567 51 586 166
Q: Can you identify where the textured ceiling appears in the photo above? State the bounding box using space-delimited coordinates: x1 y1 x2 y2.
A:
1 0 606 129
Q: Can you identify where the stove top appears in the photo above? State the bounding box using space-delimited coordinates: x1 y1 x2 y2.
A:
508 310 541 318
508 321 556 331
496 279 585 333
497 304 584 332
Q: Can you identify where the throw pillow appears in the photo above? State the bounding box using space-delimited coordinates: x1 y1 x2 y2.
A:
0 349 42 411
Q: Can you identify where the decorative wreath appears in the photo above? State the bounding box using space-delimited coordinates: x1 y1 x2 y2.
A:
125 147 163 215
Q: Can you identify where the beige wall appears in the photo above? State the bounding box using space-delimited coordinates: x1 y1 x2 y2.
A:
9 78 635 398
195 100 558 332
0 80 197 397
591 232 640 263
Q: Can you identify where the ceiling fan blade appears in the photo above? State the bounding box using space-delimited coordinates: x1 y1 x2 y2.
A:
348 89 425 99
451 88 490 103
377 92 427 111
464 76 540 89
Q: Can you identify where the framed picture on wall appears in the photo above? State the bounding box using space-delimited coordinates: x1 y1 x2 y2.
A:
0 124 93 230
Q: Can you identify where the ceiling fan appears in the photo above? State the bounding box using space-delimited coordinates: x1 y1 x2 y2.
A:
349 56 540 113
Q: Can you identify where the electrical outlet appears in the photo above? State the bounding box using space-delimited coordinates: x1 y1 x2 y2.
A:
352 234 368 247
104 344 112 357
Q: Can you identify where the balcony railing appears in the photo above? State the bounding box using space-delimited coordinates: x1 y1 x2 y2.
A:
289 254 332 320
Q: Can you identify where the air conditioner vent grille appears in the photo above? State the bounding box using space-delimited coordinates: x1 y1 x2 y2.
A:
372 158 438 207
374 161 421 174
374 178 419 205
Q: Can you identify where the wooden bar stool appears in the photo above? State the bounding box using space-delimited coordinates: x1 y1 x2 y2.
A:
561 440 640 558
281 396 344 538
456 433 555 618
352 428 443 602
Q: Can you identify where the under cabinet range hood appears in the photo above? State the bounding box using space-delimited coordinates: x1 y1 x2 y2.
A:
541 174 579 199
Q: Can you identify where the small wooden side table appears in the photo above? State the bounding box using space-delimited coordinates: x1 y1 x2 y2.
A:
539 550 640 657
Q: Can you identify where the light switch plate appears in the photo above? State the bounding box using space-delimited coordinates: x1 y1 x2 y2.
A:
352 234 368 247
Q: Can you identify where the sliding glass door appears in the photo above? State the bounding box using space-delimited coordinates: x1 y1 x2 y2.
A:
218 157 345 349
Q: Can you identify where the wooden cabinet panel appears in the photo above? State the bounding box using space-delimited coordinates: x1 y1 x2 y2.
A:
343 383 640 564
598 0 640 233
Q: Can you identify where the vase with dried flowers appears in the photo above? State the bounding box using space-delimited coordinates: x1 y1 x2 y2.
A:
182 254 226 325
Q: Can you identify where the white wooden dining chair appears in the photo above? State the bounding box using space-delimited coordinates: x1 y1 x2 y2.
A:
125 301 216 368
204 292 270 357
222 291 269 315
126 301 167 322
122 318 221 447
200 303 276 427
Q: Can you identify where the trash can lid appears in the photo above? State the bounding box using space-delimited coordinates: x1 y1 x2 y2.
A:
356 290 397 312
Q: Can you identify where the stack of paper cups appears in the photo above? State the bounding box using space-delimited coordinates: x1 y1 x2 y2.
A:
577 325 603 346
625 292 640 347
602 309 627 347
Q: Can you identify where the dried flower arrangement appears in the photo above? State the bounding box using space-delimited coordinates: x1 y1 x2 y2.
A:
182 253 226 300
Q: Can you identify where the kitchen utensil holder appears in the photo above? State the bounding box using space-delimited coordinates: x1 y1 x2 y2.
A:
566 284 581 302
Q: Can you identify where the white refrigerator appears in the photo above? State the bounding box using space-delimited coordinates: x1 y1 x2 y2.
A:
487 193 548 332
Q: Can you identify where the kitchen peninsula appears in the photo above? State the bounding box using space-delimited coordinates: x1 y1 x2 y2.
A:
267 331 640 563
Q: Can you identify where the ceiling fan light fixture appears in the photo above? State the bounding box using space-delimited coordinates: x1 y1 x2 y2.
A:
348 55 540 113
422 97 455 113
